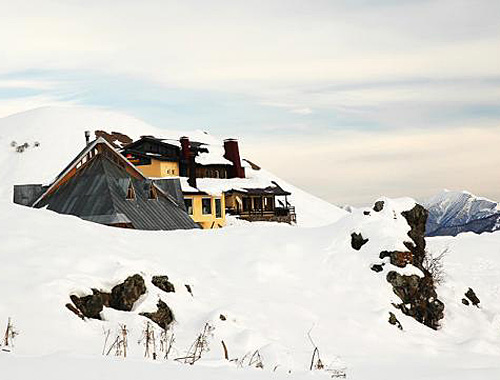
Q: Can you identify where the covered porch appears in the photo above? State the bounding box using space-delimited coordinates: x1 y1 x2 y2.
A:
225 183 296 224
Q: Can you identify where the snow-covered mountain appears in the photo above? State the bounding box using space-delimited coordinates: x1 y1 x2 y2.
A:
423 189 500 237
1 107 500 379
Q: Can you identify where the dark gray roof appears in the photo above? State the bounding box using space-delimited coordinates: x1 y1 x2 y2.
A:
13 184 47 207
36 155 199 231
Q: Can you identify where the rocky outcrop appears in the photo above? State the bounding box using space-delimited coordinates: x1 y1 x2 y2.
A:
109 274 147 311
386 271 444 330
69 274 146 319
373 201 385 212
70 289 108 320
379 251 413 268
152 275 175 293
370 264 384 273
401 205 428 271
351 232 368 251
140 300 174 329
374 204 445 330
388 312 403 330
465 288 480 307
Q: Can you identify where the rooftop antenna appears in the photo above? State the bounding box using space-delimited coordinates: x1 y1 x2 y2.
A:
84 130 91 145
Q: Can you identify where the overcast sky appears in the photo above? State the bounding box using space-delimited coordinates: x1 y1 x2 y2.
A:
1 0 499 205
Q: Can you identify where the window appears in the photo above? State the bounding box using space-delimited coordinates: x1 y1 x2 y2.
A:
242 197 251 212
253 197 262 211
148 184 157 200
126 182 136 200
215 198 222 218
202 198 212 215
264 197 274 211
184 198 193 215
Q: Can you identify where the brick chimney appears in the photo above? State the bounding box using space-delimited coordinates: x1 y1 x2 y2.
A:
180 136 190 161
180 136 197 188
223 139 245 178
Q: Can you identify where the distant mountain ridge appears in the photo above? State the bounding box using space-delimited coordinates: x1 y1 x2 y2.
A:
423 190 500 237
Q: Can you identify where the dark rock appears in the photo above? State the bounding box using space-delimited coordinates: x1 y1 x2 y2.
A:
220 314 227 321
351 232 369 251
386 271 444 330
462 298 470 306
109 274 147 311
185 284 193 296
401 204 428 271
379 251 413 268
140 299 174 329
70 289 109 320
363 211 371 216
373 201 385 212
370 264 384 273
388 312 403 330
152 275 175 293
465 288 480 307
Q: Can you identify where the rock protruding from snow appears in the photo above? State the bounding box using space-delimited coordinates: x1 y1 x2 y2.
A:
464 288 481 307
109 274 147 312
69 274 146 319
151 275 175 293
140 300 174 328
350 232 368 251
386 271 444 330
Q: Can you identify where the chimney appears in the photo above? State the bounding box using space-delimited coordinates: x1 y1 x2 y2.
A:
223 139 245 178
180 136 197 188
188 153 197 189
180 136 190 160
84 130 91 145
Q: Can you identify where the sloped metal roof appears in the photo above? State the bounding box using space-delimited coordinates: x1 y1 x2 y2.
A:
36 155 199 231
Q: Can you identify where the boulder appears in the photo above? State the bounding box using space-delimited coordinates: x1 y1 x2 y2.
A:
351 232 369 251
70 289 109 320
388 312 403 330
140 300 174 329
465 288 480 307
109 274 147 311
370 264 384 273
373 201 385 212
152 275 175 293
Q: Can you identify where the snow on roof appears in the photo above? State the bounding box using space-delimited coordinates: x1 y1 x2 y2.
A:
179 170 291 196
195 143 233 166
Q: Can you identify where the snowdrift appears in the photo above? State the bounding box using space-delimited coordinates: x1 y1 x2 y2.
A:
1 107 500 379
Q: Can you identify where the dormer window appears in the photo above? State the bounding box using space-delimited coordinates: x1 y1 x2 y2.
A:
148 184 158 200
126 182 136 200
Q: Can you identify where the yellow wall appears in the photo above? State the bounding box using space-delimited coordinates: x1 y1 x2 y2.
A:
137 159 179 177
184 194 226 229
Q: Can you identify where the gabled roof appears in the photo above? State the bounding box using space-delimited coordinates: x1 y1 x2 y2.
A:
122 136 181 152
36 154 199 230
33 137 145 208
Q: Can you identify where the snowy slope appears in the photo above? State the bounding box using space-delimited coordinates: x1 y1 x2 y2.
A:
424 190 500 237
1 107 500 379
0 106 345 227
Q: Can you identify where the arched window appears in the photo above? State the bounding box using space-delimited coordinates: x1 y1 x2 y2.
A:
126 182 136 200
148 184 158 200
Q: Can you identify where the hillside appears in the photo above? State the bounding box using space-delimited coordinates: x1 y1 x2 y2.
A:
1 107 500 379
0 106 345 227
424 190 500 237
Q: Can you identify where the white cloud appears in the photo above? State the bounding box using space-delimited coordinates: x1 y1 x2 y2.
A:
290 108 313 115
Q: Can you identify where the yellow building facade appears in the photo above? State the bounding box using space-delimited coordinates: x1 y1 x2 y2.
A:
183 193 226 229
136 159 179 178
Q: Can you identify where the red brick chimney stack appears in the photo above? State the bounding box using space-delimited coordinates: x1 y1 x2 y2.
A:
223 139 245 178
180 136 191 161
